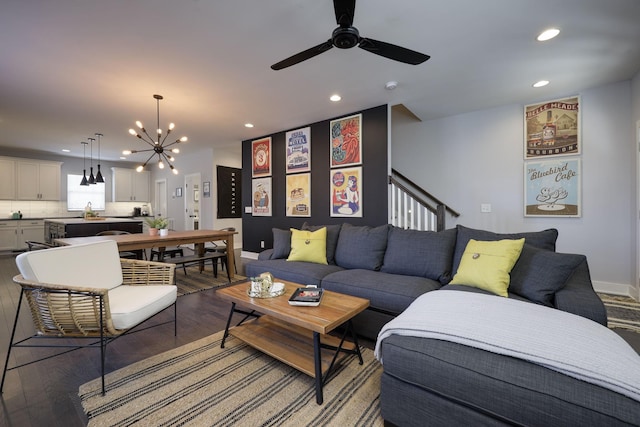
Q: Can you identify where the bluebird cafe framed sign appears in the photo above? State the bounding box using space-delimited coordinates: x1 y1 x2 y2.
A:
524 158 581 217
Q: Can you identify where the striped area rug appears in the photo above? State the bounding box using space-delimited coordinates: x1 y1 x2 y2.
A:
175 265 246 296
79 332 382 426
600 293 640 334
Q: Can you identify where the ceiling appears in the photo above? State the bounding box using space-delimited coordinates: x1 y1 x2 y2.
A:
1 0 640 166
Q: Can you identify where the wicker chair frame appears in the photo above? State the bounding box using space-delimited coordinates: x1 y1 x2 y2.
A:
1 258 176 395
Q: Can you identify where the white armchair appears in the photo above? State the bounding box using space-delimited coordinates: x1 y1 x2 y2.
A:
1 240 177 395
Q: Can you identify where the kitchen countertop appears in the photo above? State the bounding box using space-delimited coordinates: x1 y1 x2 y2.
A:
44 218 143 224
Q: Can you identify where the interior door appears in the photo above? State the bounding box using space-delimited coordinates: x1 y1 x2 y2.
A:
154 179 167 219
184 173 201 231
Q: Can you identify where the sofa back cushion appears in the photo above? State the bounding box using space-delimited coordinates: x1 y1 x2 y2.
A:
381 227 457 283
334 223 389 270
15 240 123 290
452 225 558 275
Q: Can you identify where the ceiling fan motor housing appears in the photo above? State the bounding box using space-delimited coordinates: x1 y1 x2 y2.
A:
332 26 360 49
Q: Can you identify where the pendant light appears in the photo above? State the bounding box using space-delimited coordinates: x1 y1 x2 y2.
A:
80 141 89 186
95 132 105 183
88 137 96 184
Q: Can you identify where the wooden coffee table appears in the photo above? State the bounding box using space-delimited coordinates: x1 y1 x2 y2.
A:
217 280 370 404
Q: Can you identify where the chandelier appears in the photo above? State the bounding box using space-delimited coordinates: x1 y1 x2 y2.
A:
124 94 187 174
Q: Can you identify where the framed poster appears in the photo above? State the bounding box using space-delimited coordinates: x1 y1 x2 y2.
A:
251 177 272 216
251 137 272 177
330 166 362 217
525 96 580 159
525 158 580 217
285 173 311 217
330 113 362 168
286 127 311 173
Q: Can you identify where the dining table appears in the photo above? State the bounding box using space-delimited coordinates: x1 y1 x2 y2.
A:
54 229 237 279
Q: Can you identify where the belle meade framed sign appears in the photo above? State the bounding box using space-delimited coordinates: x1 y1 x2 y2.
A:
524 96 580 159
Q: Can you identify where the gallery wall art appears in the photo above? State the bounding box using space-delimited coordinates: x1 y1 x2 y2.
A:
285 127 311 174
331 166 362 217
524 96 580 159
251 137 272 177
330 113 362 168
524 158 581 217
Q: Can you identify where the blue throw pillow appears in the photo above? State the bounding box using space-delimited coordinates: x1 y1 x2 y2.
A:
509 244 585 306
334 223 389 270
452 225 558 275
381 227 457 284
271 228 292 259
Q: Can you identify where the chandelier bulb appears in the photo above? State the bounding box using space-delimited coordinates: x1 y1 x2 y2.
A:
128 129 137 136
136 165 144 172
158 160 165 169
136 121 143 129
169 123 175 130
122 150 132 155
180 136 188 142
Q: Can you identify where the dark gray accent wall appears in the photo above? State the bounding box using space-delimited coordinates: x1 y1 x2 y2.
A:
242 104 388 253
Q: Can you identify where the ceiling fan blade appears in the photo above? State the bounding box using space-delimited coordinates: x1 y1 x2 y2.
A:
359 37 430 65
333 0 356 27
271 40 334 70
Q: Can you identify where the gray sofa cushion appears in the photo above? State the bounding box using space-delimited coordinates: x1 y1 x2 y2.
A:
271 228 292 259
379 335 640 426
321 269 441 314
381 227 457 284
334 223 389 270
244 259 344 287
509 245 586 306
452 225 559 274
302 223 342 265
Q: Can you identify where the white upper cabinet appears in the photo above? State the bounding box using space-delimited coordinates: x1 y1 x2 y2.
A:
112 167 150 202
0 157 16 200
16 160 62 200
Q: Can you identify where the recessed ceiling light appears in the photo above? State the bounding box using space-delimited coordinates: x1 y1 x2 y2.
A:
330 94 341 102
537 28 560 41
533 80 550 88
244 123 254 128
61 149 70 153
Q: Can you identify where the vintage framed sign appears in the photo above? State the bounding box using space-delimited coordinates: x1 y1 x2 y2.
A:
330 166 362 217
330 113 362 168
286 173 311 217
524 157 581 217
524 96 580 159
251 137 272 177
285 127 311 174
251 177 272 216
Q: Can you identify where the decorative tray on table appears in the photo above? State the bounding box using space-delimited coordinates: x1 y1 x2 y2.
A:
247 282 286 298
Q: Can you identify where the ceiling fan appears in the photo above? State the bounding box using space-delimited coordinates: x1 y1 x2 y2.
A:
271 0 430 70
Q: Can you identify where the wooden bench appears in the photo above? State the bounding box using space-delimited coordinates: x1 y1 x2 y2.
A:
163 252 229 280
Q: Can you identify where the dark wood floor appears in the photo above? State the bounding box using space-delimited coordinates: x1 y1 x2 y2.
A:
1 252 639 426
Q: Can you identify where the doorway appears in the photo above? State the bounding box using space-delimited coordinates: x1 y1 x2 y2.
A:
154 179 167 219
184 173 201 230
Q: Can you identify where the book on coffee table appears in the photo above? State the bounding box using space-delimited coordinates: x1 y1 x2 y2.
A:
288 287 324 306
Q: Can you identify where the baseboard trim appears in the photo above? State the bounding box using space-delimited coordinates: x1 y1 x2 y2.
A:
241 251 259 260
593 280 639 301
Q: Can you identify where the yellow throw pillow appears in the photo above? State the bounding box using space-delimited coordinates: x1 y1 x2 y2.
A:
287 227 328 265
449 238 525 297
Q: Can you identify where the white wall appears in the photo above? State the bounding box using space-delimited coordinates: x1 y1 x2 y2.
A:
393 80 637 298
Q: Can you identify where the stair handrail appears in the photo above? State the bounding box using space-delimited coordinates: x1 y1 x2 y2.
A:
390 168 460 218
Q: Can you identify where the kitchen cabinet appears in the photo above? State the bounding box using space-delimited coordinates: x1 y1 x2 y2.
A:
0 157 16 199
112 168 150 202
17 220 45 250
16 160 62 200
0 221 18 251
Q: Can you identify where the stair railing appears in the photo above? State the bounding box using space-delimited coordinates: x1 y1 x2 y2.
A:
389 169 460 232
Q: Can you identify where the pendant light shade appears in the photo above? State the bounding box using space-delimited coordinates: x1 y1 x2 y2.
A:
87 137 96 185
95 133 105 183
80 141 89 186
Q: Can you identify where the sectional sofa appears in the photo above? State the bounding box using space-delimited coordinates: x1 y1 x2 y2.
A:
245 223 607 339
244 223 640 425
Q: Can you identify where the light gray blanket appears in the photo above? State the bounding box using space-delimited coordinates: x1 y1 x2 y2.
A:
375 290 640 402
